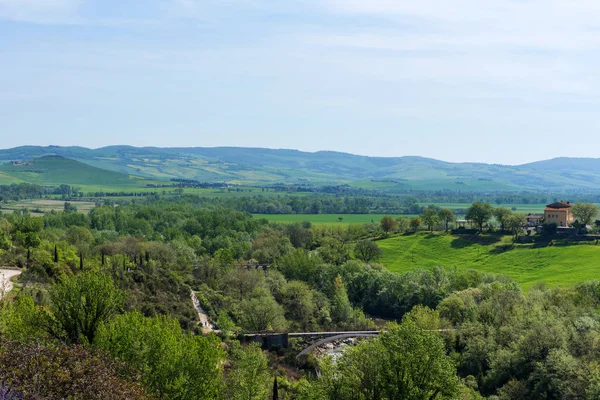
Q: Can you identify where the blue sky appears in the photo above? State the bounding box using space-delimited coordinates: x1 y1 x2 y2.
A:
1 0 600 164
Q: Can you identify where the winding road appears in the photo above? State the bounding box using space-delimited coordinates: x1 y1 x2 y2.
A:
0 269 21 299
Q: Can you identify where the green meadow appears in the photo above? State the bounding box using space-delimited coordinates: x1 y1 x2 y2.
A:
252 214 417 226
378 233 600 289
417 203 548 214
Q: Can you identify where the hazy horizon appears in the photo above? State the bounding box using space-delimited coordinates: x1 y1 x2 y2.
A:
3 0 600 164
0 143 595 167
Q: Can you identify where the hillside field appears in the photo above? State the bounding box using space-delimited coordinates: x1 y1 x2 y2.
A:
378 233 600 289
0 156 153 190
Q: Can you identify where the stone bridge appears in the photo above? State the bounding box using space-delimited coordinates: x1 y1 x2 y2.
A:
244 330 381 355
245 329 451 357
295 332 380 359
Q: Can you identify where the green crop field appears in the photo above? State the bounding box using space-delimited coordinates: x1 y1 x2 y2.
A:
378 232 600 289
417 203 548 214
253 214 417 226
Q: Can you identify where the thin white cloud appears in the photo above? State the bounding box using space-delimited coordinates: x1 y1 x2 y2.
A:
0 0 81 23
295 0 600 97
323 0 600 23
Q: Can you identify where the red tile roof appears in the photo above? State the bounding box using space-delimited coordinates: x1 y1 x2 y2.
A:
545 202 572 209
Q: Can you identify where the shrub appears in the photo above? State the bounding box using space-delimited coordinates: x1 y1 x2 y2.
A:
0 340 148 399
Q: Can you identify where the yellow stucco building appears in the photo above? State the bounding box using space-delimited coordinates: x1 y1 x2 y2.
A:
544 201 574 227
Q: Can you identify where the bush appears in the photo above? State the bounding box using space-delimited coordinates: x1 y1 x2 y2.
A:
48 271 124 344
542 222 558 236
96 312 225 400
0 340 148 399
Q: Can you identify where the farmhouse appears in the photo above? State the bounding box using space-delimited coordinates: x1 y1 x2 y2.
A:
544 201 574 227
455 219 473 228
525 214 544 227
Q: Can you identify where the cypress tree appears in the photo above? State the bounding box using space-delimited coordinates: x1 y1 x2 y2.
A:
272 377 278 400
80 253 83 270
54 245 58 263
101 252 105 265
27 247 31 260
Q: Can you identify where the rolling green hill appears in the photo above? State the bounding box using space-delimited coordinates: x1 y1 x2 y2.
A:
378 233 600 289
0 155 144 187
1 145 600 191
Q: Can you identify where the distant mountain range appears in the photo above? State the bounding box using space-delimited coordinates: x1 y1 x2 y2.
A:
0 155 143 188
0 145 599 191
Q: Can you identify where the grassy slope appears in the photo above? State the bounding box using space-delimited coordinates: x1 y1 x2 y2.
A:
379 233 600 289
0 156 149 188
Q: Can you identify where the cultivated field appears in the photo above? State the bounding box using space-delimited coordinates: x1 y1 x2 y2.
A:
0 199 96 215
379 232 600 289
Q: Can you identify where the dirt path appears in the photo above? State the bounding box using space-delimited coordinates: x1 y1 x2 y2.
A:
191 290 214 333
0 269 22 299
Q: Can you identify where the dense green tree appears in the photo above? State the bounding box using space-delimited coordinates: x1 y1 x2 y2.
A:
354 240 381 263
0 218 12 235
542 222 557 236
505 214 526 241
0 230 10 251
492 207 513 231
437 290 478 326
317 236 350 265
315 313 459 400
409 216 422 232
13 215 43 248
0 295 46 341
285 222 314 249
63 201 78 213
378 319 459 399
238 289 287 332
227 343 271 400
65 225 94 252
48 271 124 344
331 275 353 324
422 208 439 232
223 268 268 301
437 208 456 232
572 202 599 226
380 216 396 236
96 312 224 400
89 205 116 230
466 202 493 231
278 249 322 284
251 230 293 264
395 216 410 233
281 280 316 330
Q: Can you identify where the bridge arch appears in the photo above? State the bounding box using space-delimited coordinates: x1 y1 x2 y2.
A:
296 332 379 359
